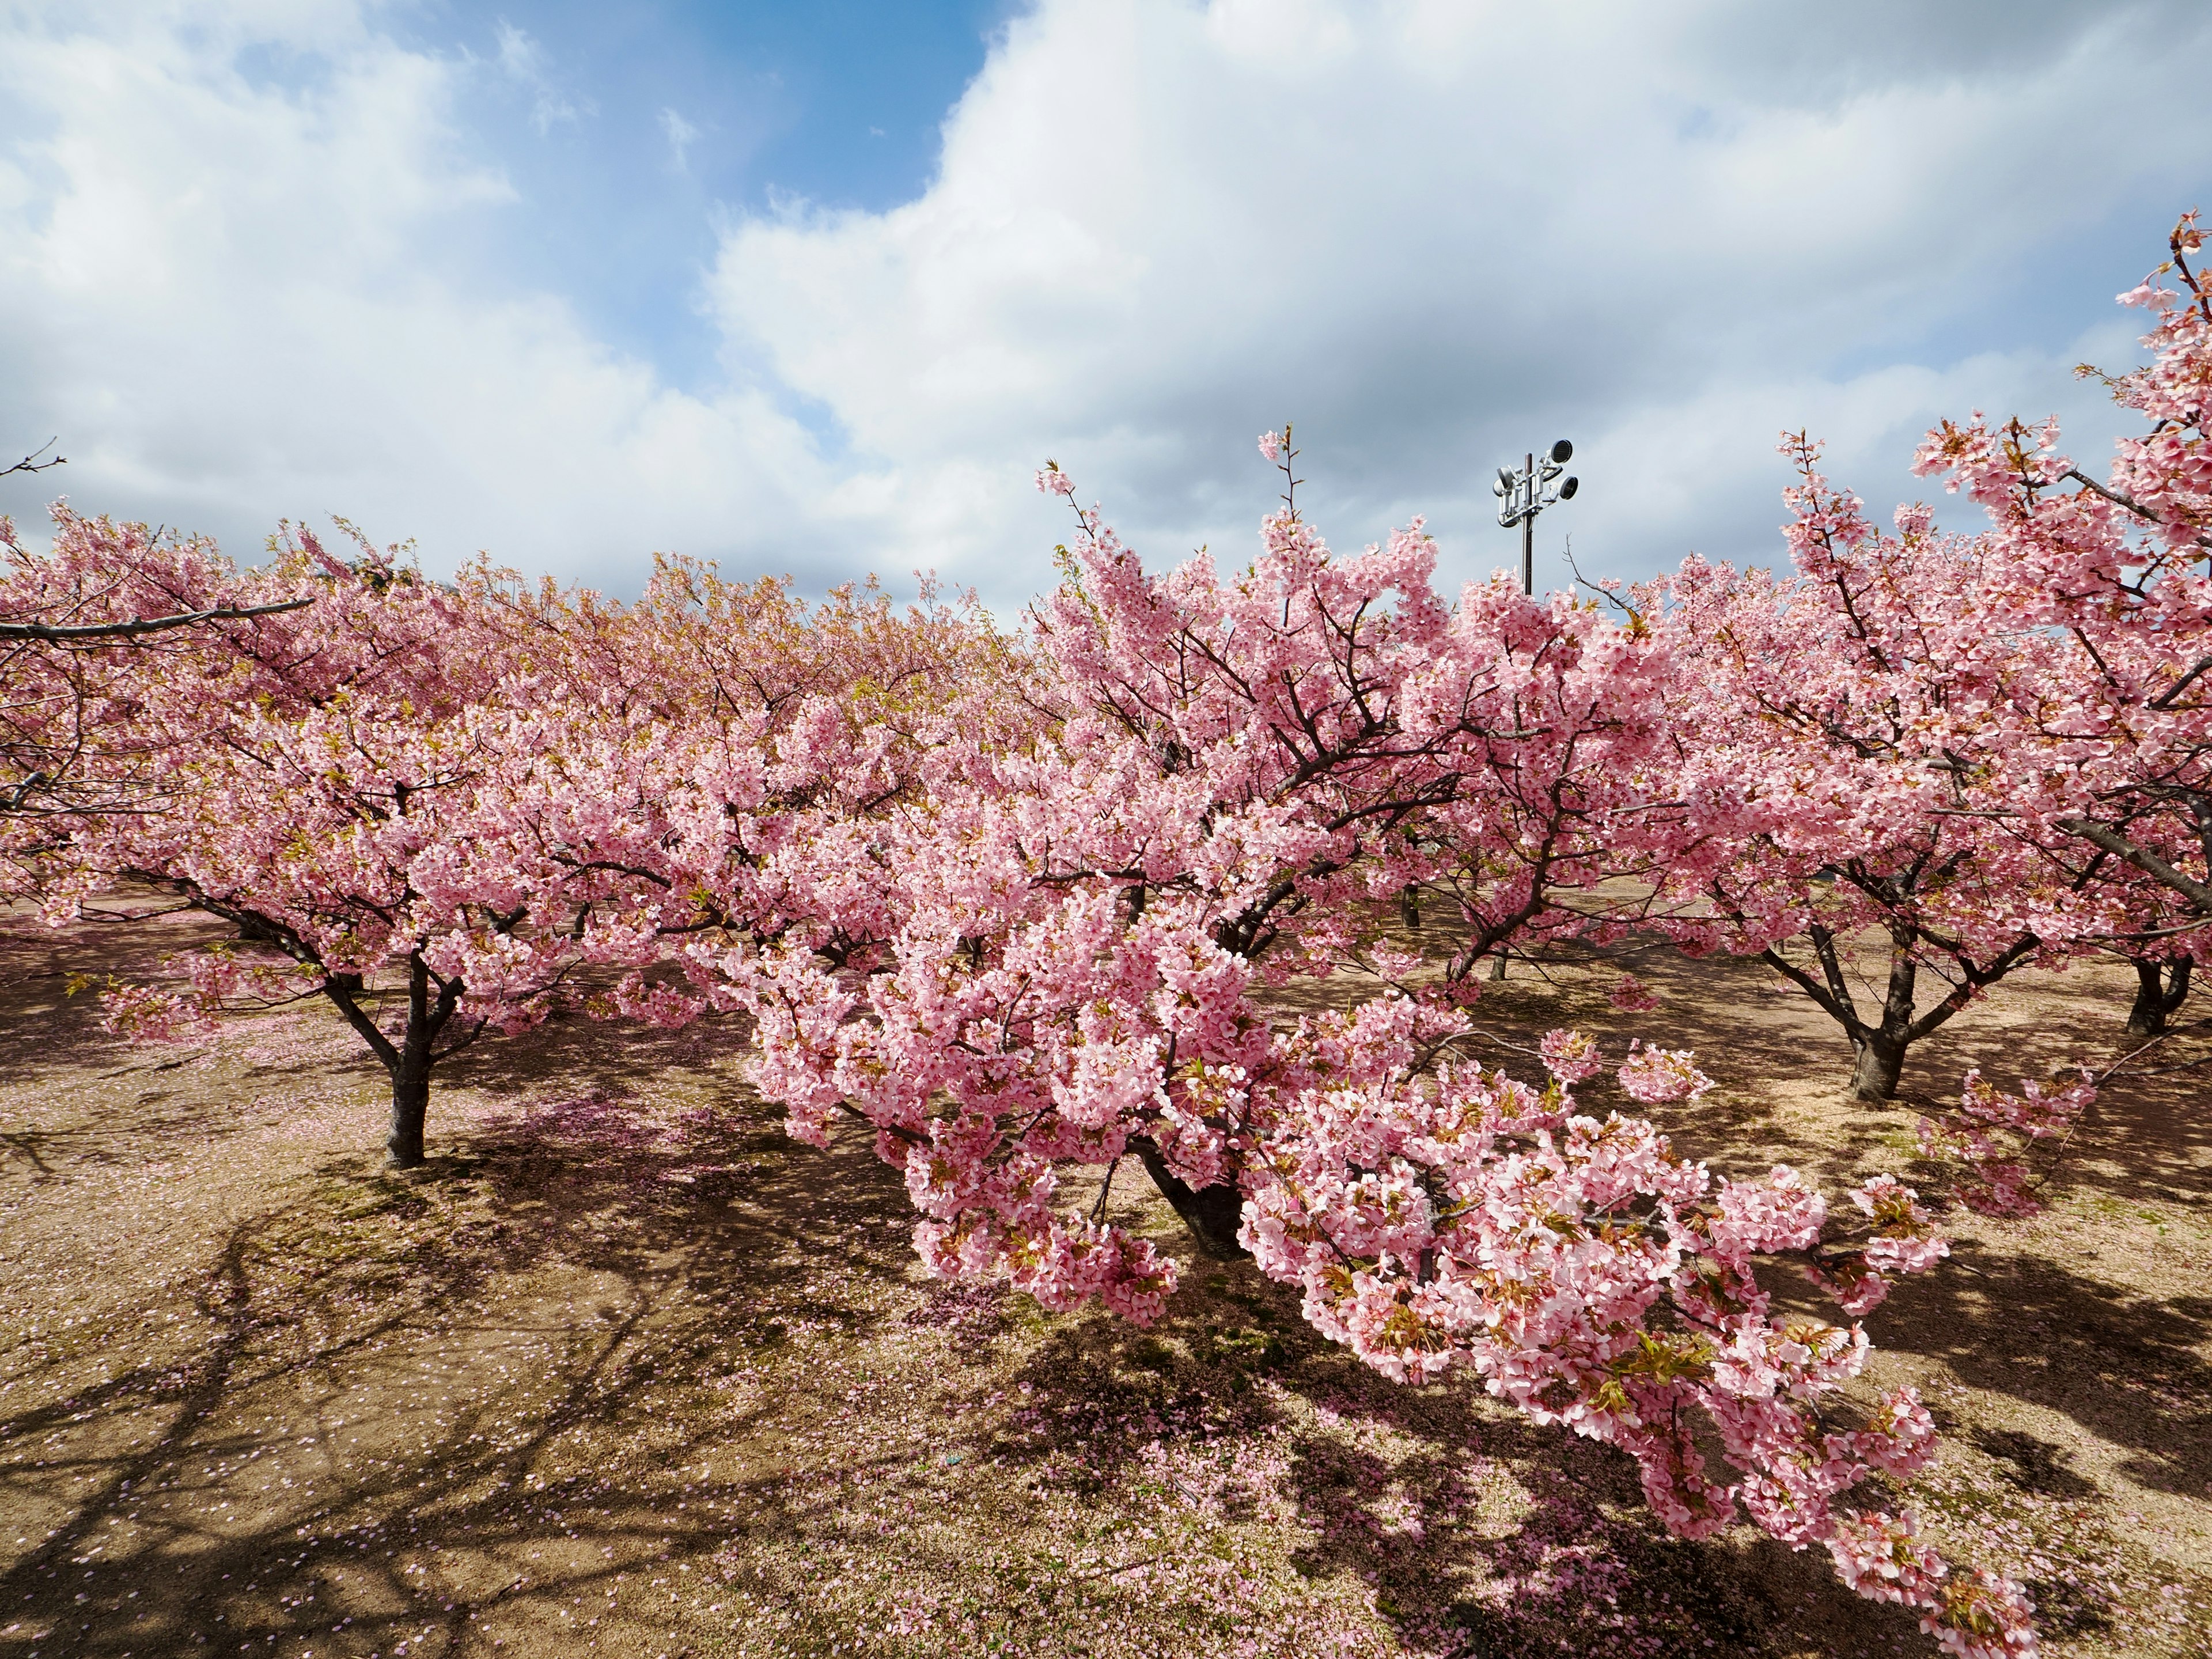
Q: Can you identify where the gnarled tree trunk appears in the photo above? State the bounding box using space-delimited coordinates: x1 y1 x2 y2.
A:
1846 1028 1909 1103
1763 920 2038 1104
1133 1138 1249 1259
2126 956 2192 1036
321 949 466 1169
387 1064 431 1166
1397 885 1422 931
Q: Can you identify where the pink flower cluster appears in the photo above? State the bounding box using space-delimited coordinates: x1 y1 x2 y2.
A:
1615 1039 1713 1104
1917 1069 2094 1217
1607 974 1661 1013
1537 1027 1603 1083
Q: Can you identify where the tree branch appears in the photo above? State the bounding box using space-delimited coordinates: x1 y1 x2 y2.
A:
2057 816 2212 914
0 597 310 642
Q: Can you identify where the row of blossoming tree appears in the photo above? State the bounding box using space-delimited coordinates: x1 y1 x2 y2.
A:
5 213 2207 1658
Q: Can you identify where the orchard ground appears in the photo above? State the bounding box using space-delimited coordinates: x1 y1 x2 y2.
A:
2 907 2209 1659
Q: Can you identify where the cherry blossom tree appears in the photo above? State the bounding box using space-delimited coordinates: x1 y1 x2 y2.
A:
25 523 706 1165
1592 214 2212 1098
734 450 2035 1657
1 507 308 859
1639 435 2160 1101
1908 214 2212 964
45 528 574 1164
41 522 1003 1168
1672 211 2212 1062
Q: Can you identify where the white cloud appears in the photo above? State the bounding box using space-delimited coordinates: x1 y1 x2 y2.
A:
0 0 2205 608
494 19 593 134
0 1 877 589
660 106 701 174
708 0 2212 596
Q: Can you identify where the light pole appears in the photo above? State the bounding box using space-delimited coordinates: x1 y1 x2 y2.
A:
1494 439 1578 596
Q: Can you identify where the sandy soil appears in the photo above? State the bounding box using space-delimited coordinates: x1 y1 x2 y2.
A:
2 908 2208 1659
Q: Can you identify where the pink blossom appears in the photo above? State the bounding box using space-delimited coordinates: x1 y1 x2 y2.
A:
1607 974 1660 1013
1537 1027 1603 1083
1918 1070 2092 1217
1615 1039 1712 1103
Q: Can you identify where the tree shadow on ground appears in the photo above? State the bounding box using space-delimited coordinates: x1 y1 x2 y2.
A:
0 1016 934 1658
954 1246 1938 1659
1867 1242 2212 1502
0 912 236 1184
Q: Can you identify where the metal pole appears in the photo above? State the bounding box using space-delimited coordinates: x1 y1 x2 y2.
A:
1495 440 1574 597
1520 452 1535 595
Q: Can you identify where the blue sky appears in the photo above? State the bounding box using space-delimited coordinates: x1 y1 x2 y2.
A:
393 2 1013 385
3 1 2208 607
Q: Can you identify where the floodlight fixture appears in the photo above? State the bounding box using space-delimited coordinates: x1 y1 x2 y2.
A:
1495 438 1581 595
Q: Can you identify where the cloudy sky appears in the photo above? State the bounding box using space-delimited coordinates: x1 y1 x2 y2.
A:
2 0 2206 607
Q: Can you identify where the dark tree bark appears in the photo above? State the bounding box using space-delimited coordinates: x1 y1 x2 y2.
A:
320 949 465 1168
2058 817 2212 914
115 878 487 1168
388 1064 431 1165
1133 1138 1249 1259
1762 921 2038 1103
2126 957 2192 1036
1397 885 1422 931
1847 1028 1910 1103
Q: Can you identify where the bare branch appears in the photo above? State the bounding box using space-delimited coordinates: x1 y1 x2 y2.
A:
1 440 65 480
2057 816 2212 914
0 597 310 642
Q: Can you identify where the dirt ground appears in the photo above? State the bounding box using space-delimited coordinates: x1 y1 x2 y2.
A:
2 907 2209 1659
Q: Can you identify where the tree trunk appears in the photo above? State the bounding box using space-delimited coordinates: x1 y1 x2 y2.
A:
1397 886 1421 931
1769 916 2039 1104
387 1064 430 1167
1846 1027 1908 1103
317 947 464 1169
1832 924 1925 1102
387 953 438 1168
1133 1139 1249 1259
2126 957 2192 1036
2127 960 2166 1036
